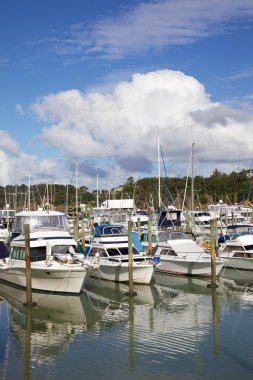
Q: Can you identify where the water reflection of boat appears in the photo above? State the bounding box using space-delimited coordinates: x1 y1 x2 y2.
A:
84 276 159 306
0 281 103 372
153 272 211 294
220 268 253 290
0 280 98 324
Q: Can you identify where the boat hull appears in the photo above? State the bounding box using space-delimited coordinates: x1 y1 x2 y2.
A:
89 260 154 284
220 256 253 271
0 261 89 293
156 257 224 277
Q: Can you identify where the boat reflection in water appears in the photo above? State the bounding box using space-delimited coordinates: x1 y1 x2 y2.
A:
0 272 222 380
220 268 253 301
0 280 134 380
84 276 159 305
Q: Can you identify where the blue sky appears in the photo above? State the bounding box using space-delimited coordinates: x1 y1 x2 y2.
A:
1 0 253 190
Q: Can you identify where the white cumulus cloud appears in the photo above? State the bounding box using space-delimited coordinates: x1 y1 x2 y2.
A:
30 69 253 186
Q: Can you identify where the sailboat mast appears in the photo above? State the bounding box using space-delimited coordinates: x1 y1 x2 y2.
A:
191 142 195 212
96 173 99 208
28 176 31 211
158 134 161 212
75 161 78 217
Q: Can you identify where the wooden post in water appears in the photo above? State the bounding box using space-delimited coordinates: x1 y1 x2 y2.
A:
23 224 36 307
148 220 153 256
214 218 218 257
207 219 218 288
126 221 137 296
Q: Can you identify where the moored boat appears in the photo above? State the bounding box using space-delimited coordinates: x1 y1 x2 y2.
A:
0 210 98 293
86 224 155 284
153 230 224 277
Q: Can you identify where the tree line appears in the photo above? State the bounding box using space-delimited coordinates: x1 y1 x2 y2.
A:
1 169 253 212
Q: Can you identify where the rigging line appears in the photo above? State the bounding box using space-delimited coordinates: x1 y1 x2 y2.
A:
69 166 76 186
160 145 173 205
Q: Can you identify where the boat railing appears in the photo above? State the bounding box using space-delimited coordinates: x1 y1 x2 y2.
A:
161 250 210 262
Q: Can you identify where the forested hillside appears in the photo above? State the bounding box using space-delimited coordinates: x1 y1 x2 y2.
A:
1 169 252 212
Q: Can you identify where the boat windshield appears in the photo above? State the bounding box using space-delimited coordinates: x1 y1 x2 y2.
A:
107 247 139 256
158 231 190 242
94 225 127 236
14 214 69 234
226 226 253 236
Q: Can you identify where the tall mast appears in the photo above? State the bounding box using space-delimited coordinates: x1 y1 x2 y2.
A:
28 175 31 211
158 134 161 212
65 184 69 215
191 142 195 212
96 173 99 208
75 161 79 217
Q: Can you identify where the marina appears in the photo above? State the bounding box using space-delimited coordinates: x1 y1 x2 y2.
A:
1 2 253 379
1 270 253 380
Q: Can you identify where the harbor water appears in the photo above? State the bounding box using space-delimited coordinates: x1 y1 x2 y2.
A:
1 269 253 380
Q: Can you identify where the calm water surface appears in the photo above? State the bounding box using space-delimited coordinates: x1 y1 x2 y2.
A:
1 269 253 380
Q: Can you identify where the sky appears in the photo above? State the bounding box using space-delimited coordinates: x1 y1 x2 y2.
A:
1 0 253 190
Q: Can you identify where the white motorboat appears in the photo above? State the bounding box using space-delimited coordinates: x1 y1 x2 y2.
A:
219 224 253 270
0 210 97 293
86 224 154 284
153 230 224 277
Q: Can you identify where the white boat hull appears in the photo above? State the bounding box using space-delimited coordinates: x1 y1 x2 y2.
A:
0 261 89 293
220 256 253 271
156 256 224 277
89 259 154 284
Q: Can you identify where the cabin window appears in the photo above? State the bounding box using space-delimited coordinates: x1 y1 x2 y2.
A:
233 251 248 258
142 233 156 243
244 245 253 251
141 234 148 243
160 249 177 256
30 247 47 262
89 247 107 257
222 245 244 253
170 232 190 240
11 246 25 260
107 248 121 256
118 247 128 255
117 247 139 255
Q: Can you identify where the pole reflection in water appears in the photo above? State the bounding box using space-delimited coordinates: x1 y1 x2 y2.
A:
211 287 219 356
128 296 135 369
24 306 32 380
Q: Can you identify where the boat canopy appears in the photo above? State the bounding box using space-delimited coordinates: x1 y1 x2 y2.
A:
94 224 127 236
158 210 181 228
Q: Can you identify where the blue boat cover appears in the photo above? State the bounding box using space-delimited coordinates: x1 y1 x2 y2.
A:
132 231 145 252
0 241 9 259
